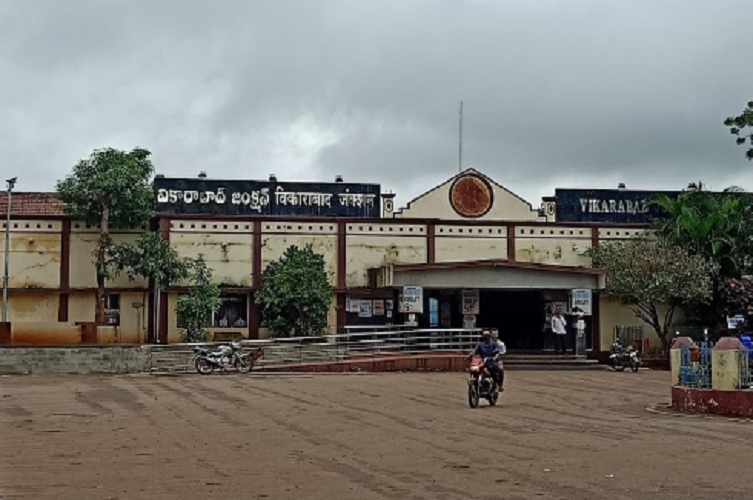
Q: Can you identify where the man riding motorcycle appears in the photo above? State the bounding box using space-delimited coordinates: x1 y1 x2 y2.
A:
490 328 506 391
467 331 503 390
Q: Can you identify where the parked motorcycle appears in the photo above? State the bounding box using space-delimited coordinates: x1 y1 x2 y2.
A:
193 342 264 375
467 355 500 408
608 338 641 372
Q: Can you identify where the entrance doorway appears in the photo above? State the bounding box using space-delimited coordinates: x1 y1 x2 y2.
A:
477 291 545 350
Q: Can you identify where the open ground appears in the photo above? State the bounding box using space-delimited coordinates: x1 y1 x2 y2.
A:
0 369 750 500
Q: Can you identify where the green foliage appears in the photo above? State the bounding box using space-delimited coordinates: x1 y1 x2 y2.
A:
588 237 717 350
176 255 221 343
108 232 189 286
256 244 333 338
55 147 155 229
55 147 156 323
724 101 753 161
652 187 753 328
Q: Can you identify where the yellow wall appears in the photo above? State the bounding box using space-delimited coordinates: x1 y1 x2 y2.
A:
0 292 58 322
68 227 145 289
68 291 149 343
261 221 338 285
346 222 427 286
0 220 62 288
435 224 507 262
599 297 682 350
171 232 254 287
515 226 592 266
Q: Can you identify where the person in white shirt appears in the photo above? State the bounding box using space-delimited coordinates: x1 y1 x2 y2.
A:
551 309 568 354
490 328 506 390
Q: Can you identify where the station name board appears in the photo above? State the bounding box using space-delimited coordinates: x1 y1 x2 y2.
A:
154 177 381 218
554 189 678 224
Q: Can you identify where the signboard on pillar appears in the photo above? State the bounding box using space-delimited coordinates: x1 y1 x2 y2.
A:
571 289 592 316
399 286 424 314
461 289 480 315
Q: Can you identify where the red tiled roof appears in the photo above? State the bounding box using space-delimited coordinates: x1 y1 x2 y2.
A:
0 192 66 217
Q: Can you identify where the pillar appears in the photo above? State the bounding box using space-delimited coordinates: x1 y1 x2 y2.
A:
670 336 697 386
712 337 746 391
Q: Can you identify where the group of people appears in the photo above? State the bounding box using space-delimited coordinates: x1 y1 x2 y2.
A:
467 328 507 391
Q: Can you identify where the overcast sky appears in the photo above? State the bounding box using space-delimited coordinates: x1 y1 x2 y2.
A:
2 0 753 209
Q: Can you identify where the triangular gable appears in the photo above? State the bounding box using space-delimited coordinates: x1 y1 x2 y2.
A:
394 167 540 221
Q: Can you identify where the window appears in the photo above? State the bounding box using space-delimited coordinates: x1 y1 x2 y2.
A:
104 294 120 326
213 294 248 327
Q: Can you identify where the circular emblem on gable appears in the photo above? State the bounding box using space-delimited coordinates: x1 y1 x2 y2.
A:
449 174 494 218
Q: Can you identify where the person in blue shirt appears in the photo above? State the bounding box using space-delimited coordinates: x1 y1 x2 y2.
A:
467 331 502 389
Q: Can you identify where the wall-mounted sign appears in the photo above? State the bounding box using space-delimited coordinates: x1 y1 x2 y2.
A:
570 289 592 316
154 177 381 218
399 286 424 314
449 174 494 218
359 300 373 318
461 289 480 315
554 189 679 224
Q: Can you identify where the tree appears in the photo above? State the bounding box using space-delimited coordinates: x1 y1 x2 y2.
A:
56 148 155 323
724 100 753 161
652 188 753 328
176 255 221 343
255 244 333 338
588 237 717 350
108 232 190 342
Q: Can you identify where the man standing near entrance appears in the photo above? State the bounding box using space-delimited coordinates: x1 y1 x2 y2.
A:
552 308 568 354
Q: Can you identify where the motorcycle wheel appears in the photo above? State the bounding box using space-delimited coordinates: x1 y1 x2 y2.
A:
468 384 480 409
630 359 641 373
612 359 626 372
195 357 213 375
235 355 254 374
488 389 499 406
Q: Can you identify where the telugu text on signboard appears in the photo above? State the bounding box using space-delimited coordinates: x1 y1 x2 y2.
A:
154 177 381 218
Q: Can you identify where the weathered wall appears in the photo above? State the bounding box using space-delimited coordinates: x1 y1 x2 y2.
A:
515 226 593 266
68 291 148 342
0 219 62 288
68 226 145 288
0 292 58 322
346 223 427 286
434 224 507 262
169 220 254 287
261 222 338 285
0 346 149 374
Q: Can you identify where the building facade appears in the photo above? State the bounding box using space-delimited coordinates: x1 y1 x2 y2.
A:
1 168 673 356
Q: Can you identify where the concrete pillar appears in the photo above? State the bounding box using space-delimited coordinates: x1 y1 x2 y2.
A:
670 336 697 386
712 337 746 391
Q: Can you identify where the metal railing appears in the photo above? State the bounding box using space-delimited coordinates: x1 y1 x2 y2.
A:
614 325 646 354
148 327 485 372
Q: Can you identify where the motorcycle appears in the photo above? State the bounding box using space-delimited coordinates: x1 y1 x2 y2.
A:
608 338 641 372
193 342 264 375
467 355 500 408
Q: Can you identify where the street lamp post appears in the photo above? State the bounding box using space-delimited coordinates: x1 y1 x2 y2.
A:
2 177 17 323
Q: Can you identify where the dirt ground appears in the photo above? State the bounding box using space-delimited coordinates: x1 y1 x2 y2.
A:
0 369 751 500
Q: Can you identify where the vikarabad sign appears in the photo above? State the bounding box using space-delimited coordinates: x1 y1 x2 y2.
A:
154 177 381 218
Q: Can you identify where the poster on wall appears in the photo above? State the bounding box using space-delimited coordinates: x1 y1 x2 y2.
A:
461 289 480 315
429 298 439 327
570 289 592 315
399 286 424 314
386 300 394 311
359 300 373 318
348 299 361 313
373 300 385 316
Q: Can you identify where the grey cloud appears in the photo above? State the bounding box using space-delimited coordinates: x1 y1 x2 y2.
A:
1 0 753 209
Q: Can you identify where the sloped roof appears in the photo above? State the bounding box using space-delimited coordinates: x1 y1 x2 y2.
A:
0 192 66 217
395 167 535 215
